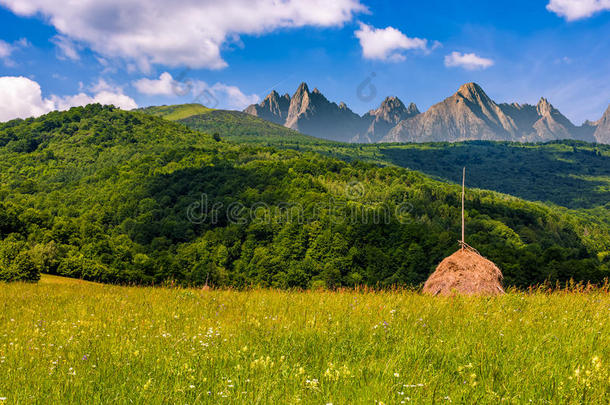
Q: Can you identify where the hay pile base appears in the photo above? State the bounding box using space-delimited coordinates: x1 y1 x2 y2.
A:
423 249 504 296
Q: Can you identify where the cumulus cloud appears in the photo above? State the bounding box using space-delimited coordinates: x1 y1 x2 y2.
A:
133 72 259 109
355 23 429 62
547 0 610 21
0 76 55 121
0 0 366 71
0 76 137 122
52 79 138 111
444 52 494 70
50 91 137 111
133 72 178 96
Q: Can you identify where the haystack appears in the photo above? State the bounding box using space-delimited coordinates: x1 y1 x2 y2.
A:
423 167 505 296
423 247 505 296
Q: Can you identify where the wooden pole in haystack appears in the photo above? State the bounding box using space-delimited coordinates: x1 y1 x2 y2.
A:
422 165 505 296
461 167 465 250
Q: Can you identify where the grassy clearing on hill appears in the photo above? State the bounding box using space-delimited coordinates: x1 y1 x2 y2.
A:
0 275 608 404
138 104 215 121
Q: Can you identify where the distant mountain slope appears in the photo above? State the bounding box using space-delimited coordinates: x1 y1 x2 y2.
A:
138 104 213 120
231 133 610 212
141 102 610 211
244 82 608 144
177 109 322 143
375 141 610 211
139 103 320 144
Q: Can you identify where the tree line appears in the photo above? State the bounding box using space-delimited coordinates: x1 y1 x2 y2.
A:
1 105 608 286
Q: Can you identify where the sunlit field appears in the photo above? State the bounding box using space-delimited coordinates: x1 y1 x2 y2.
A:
1 275 608 404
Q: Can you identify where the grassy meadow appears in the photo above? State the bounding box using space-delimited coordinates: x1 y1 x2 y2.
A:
0 275 609 404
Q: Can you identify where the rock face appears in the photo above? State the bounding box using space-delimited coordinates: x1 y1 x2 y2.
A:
243 90 290 125
594 106 610 144
354 97 420 143
245 82 609 144
384 83 598 143
530 97 591 142
384 83 521 143
283 83 365 142
245 83 416 142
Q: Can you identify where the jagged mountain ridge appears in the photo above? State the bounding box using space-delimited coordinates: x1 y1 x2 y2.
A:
282 83 365 142
385 83 520 143
245 82 419 142
245 82 609 144
384 84 597 143
244 90 290 125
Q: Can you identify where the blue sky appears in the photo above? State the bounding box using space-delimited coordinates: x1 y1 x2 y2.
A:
0 0 609 124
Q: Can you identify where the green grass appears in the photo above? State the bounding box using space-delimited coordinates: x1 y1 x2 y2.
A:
138 104 215 121
1 275 608 404
138 103 330 143
177 110 323 143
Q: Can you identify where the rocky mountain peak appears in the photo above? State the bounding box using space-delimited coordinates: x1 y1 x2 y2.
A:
243 88 291 125
596 105 610 124
366 96 418 123
294 82 310 95
537 97 554 116
290 83 311 105
354 96 420 143
594 105 610 143
457 82 487 99
379 96 406 111
244 81 608 145
406 102 420 115
266 90 279 99
530 97 584 140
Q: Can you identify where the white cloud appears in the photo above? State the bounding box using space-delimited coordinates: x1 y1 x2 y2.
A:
207 83 260 110
0 76 55 121
133 72 259 109
355 23 429 62
0 0 366 71
0 38 29 66
547 0 610 21
51 91 137 111
444 51 494 70
133 72 178 96
0 41 12 59
89 78 122 94
51 35 80 60
0 76 137 122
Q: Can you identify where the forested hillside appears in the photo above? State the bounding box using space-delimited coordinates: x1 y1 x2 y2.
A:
143 104 610 211
275 140 610 211
1 105 609 287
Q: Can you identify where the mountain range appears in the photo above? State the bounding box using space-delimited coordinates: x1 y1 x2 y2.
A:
245 82 610 144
